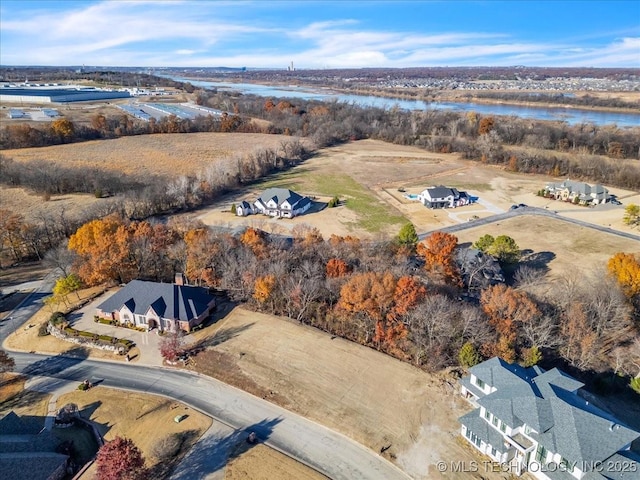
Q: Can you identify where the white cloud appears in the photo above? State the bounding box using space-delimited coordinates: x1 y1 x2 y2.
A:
0 1 637 67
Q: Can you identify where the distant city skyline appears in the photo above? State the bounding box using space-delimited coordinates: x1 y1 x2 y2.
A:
1 1 639 68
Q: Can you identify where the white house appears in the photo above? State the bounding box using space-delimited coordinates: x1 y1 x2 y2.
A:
460 357 640 480
95 276 215 333
238 187 312 218
545 179 609 205
418 185 470 209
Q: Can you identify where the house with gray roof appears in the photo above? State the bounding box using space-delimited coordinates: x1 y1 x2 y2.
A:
0 411 70 480
459 357 640 480
418 185 470 209
545 179 609 205
237 187 312 218
95 276 215 333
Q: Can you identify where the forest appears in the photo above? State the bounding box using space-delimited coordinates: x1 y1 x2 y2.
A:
40 213 640 396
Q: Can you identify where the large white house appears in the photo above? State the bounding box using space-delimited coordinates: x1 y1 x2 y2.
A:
236 188 312 218
418 185 470 209
95 276 215 333
460 357 640 480
544 179 609 205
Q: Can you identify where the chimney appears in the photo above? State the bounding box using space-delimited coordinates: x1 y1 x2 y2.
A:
175 273 187 286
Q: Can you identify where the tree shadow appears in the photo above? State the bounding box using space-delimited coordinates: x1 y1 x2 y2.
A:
168 417 283 480
186 323 255 355
520 249 556 273
20 346 90 378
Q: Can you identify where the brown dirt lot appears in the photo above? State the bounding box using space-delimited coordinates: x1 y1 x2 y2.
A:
189 307 507 480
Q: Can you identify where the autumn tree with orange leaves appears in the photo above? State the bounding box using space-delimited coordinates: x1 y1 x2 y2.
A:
375 276 427 355
417 232 461 286
240 227 268 258
184 228 220 286
68 214 131 285
326 258 350 278
337 272 396 344
480 284 540 363
607 252 640 299
254 275 276 306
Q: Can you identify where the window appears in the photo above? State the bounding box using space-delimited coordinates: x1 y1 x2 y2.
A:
484 409 491 420
475 377 486 389
491 447 497 457
535 444 548 464
465 428 472 440
492 416 499 427
500 422 507 433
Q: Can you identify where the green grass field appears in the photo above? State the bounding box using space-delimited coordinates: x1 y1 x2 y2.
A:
255 168 406 233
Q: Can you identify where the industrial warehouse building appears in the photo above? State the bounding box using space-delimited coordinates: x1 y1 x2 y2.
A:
0 84 130 103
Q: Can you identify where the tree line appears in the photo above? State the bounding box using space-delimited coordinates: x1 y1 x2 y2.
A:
0 138 308 267
58 214 640 390
472 91 640 110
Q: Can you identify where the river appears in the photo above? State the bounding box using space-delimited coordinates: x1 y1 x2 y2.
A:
172 77 640 128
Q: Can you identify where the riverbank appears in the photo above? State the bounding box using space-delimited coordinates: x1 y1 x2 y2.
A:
184 75 640 115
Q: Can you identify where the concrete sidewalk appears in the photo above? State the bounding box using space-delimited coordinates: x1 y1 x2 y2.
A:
24 376 80 430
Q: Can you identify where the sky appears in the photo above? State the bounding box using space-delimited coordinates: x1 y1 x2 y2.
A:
1 0 639 68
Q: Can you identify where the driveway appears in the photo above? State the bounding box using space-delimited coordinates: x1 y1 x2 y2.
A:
67 291 165 366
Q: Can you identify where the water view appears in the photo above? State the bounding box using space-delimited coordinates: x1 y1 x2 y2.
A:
177 77 640 128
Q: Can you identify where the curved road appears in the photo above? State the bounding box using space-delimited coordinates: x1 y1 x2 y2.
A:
1 277 409 480
418 206 640 241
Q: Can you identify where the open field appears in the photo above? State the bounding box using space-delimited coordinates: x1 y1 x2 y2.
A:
1 132 294 178
197 139 462 236
189 306 508 480
196 137 638 243
0 186 107 228
454 215 640 279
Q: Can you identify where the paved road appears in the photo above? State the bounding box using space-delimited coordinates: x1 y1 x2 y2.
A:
1 276 409 480
9 353 409 480
418 206 640 241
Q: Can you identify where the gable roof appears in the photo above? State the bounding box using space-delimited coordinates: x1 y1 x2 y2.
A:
97 280 214 322
546 179 608 197
258 188 304 208
0 412 68 480
463 358 640 468
424 186 456 199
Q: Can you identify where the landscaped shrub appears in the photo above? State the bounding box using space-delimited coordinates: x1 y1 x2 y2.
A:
630 377 640 395
327 196 340 208
50 312 66 324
